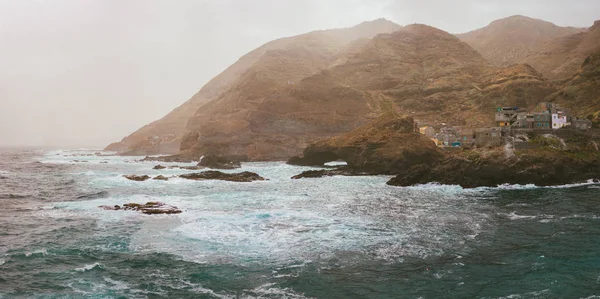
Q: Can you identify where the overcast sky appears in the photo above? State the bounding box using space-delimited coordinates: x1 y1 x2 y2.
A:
0 0 598 148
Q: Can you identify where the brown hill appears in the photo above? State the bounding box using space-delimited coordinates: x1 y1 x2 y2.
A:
180 24 557 160
288 114 443 173
547 50 600 125
457 15 584 67
107 19 401 155
521 20 600 81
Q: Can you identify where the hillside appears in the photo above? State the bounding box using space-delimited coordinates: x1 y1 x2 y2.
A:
106 18 401 155
179 24 558 160
547 50 600 126
521 20 600 81
457 15 584 68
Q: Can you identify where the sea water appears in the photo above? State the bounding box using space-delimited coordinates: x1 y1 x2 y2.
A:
0 148 599 298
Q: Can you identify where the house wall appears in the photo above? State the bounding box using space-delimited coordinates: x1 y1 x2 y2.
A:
552 114 568 129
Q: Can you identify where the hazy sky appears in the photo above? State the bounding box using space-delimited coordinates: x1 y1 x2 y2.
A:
0 0 598 148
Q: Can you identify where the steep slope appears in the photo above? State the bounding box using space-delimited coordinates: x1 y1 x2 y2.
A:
457 15 584 67
521 20 600 81
107 19 401 155
547 50 600 125
287 114 443 173
181 24 549 160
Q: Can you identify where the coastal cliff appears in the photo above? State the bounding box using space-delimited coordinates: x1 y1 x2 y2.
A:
290 115 600 187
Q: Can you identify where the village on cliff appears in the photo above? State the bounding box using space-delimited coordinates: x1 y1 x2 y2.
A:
417 102 594 149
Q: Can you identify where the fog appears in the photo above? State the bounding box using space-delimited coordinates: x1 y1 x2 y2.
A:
0 0 598 148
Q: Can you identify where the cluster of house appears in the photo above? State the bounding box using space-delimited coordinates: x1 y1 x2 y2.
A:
418 102 593 148
495 102 591 130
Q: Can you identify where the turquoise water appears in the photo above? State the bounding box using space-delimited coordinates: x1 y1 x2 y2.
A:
0 149 599 298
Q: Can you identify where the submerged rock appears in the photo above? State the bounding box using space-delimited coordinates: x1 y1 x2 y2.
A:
197 155 243 170
153 165 166 170
180 171 265 182
291 168 368 179
123 175 151 181
153 175 169 181
142 154 199 163
77 191 110 200
99 202 182 215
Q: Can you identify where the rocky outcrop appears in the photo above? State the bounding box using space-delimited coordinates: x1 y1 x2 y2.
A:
99 202 182 215
153 175 169 181
123 175 151 182
197 155 243 169
292 114 600 188
141 153 201 163
387 146 600 188
179 171 265 182
288 115 443 174
291 167 368 179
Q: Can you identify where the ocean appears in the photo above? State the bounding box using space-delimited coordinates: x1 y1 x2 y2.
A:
0 148 599 298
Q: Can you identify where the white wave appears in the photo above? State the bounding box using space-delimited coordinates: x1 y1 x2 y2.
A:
0 258 6 266
103 277 129 291
406 179 600 192
241 283 312 299
324 161 347 166
24 248 47 257
486 289 551 299
503 212 556 221
75 262 102 272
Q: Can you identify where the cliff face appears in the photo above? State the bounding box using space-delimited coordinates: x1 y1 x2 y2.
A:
457 15 584 67
288 114 443 174
107 19 401 155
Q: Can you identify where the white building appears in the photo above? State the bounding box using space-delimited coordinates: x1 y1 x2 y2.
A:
552 112 569 129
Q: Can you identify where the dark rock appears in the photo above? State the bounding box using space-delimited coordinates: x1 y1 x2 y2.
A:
142 154 200 163
291 167 368 179
123 175 151 181
153 175 169 181
180 171 265 182
386 149 600 188
198 155 243 169
100 161 108 164
153 165 166 170
99 205 121 211
593 178 600 183
288 116 443 174
100 202 182 214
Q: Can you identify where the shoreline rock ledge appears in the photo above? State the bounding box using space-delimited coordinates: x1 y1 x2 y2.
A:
99 202 182 215
180 171 265 182
288 114 600 188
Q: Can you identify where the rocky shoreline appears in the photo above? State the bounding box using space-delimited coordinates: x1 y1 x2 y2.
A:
288 115 600 188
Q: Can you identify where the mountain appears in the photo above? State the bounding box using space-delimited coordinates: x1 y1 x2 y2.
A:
106 18 401 155
179 24 557 160
521 20 600 81
547 50 600 125
457 15 584 68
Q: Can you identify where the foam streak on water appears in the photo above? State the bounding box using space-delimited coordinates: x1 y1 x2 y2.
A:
0 149 599 298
